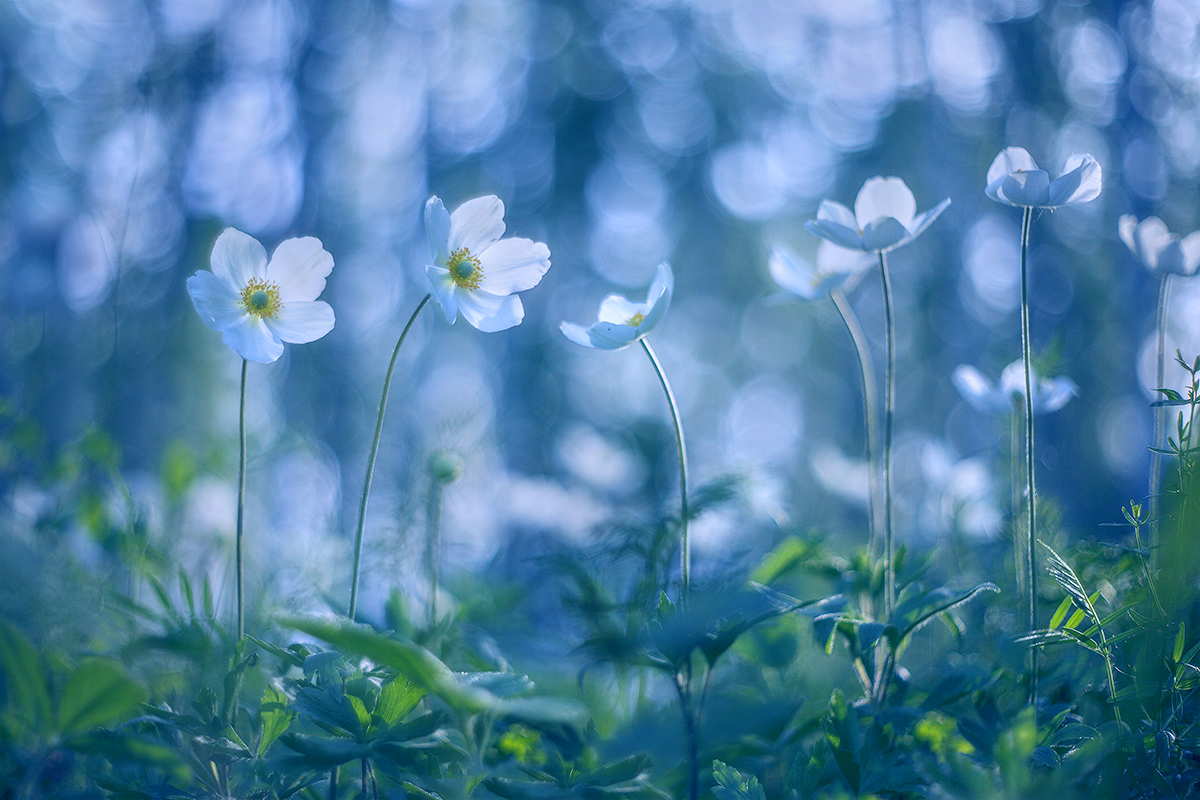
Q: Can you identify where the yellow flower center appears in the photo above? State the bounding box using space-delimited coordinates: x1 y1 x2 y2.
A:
240 277 282 319
447 247 482 290
626 312 645 326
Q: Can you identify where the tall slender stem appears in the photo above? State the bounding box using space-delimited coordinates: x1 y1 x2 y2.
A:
640 339 690 599
425 481 445 629
831 290 880 557
236 358 248 640
348 294 432 619
1019 205 1038 703
1151 275 1171 568
876 252 896 617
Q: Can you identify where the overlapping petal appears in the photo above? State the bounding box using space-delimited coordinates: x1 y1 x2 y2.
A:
187 270 244 331
267 237 334 302
449 195 506 255
954 361 1078 416
1119 215 1200 277
478 237 551 294
222 314 285 364
854 177 916 231
457 289 523 333
985 147 1102 209
211 228 268 287
769 244 860 301
806 177 948 253
265 301 336 344
561 263 674 351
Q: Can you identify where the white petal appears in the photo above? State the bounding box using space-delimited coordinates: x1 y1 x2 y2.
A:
265 300 335 344
769 245 818 298
1000 170 1051 206
1181 232 1200 275
1035 377 1078 414
986 147 1040 188
805 218 865 251
816 200 857 229
457 288 524 332
860 217 910 252
1130 217 1173 271
425 265 459 323
854 176 916 230
267 237 334 302
815 240 872 277
561 321 597 348
425 196 452 265
221 314 284 363
477 237 551 294
1000 359 1040 400
1047 153 1101 207
449 196 506 255
1157 241 1189 276
639 262 673 333
211 228 268 288
1118 214 1141 260
951 365 1008 414
905 198 951 243
597 294 644 324
587 321 641 350
187 271 244 331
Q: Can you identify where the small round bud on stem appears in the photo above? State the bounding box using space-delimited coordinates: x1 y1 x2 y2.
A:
428 450 464 484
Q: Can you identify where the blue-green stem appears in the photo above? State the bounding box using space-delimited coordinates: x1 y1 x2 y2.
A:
1151 274 1171 568
425 480 446 629
876 251 896 617
640 338 690 599
348 293 432 619
1019 205 1038 703
236 358 247 640
831 290 881 558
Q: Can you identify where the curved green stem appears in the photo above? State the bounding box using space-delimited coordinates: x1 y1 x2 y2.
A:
640 339 690 599
348 294 432 619
1151 275 1171 567
877 252 896 617
236 358 248 640
831 290 880 557
1019 205 1038 704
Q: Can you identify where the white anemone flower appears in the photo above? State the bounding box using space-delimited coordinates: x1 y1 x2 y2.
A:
187 228 336 364
952 360 1077 415
561 263 673 350
769 241 872 301
1118 215 1200 277
804 176 950 253
424 195 551 333
985 147 1102 209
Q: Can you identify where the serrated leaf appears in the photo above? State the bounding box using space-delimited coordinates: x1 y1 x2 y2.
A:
0 621 51 734
257 688 294 757
375 676 425 727
711 760 766 800
58 659 146 734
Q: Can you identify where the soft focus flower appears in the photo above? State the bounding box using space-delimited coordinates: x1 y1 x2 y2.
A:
804 176 950 253
560 263 673 350
187 228 335 363
1118 215 1200 277
424 195 551 333
768 240 871 301
952 360 1077 415
984 147 1102 208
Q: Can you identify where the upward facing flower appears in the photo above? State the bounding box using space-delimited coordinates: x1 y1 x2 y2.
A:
561 263 673 350
425 195 551 333
1119 215 1200 277
952 360 1077 416
769 241 872 301
187 228 336 363
805 176 950 253
985 147 1102 209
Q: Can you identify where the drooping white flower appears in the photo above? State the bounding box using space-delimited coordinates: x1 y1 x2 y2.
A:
424 195 551 333
804 176 950 253
187 228 336 363
952 360 1077 415
1118 215 1200 277
560 263 673 350
984 147 1102 209
769 241 872 301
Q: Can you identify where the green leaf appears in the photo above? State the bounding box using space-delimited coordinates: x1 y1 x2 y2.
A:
0 621 51 734
751 536 817 584
892 583 999 643
375 676 426 727
494 697 588 727
711 760 766 800
258 688 295 757
58 658 146 734
1175 622 1186 664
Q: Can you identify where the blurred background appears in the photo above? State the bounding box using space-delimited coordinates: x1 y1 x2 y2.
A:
1 0 1198 620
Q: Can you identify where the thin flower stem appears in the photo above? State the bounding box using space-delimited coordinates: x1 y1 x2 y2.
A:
1019 205 1038 704
236 358 248 640
831 290 881 557
877 251 896 617
348 294 432 619
640 339 690 599
425 480 445 629
1151 275 1171 568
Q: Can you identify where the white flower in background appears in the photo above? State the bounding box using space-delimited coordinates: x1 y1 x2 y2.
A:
952 360 1077 415
1119 215 1200 277
187 228 335 363
424 195 551 333
768 241 872 301
804 176 950 253
560 262 674 350
984 147 1102 209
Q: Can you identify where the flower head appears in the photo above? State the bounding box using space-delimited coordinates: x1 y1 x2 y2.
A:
1119 215 1200 277
560 263 673 350
424 195 551 333
985 147 1102 209
952 360 1077 415
187 228 336 363
769 241 871 301
804 176 950 253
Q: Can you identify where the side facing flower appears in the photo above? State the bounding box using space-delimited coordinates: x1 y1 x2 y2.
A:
805 176 950 253
425 195 551 333
187 228 336 363
952 360 1077 415
769 241 871 301
561 263 673 350
1119 215 1200 277
985 147 1101 208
